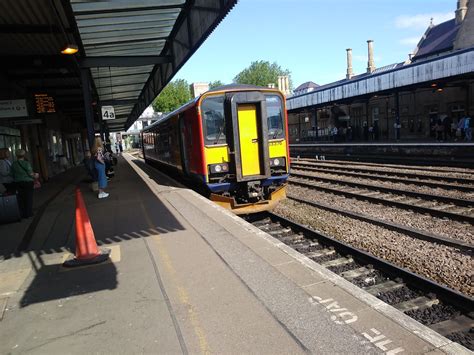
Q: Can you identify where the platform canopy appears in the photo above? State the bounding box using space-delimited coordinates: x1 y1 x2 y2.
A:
0 0 237 132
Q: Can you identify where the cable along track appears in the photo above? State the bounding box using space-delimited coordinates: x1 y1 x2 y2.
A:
246 212 474 351
289 174 474 224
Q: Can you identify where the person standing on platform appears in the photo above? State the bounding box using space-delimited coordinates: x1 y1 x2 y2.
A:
11 149 37 218
0 148 15 194
92 138 109 199
464 114 472 142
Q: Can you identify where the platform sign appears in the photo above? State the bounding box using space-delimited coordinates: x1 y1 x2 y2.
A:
101 106 115 120
0 99 28 118
34 93 56 114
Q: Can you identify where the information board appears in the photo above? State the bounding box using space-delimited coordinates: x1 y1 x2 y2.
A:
0 99 28 118
34 93 56 114
101 106 115 120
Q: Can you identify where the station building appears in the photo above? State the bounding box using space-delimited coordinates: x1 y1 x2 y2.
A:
287 0 474 143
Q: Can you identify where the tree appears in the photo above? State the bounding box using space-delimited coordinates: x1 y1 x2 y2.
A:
209 80 224 89
233 60 292 89
152 79 191 113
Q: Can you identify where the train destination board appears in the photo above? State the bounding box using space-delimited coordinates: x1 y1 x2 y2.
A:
34 93 56 114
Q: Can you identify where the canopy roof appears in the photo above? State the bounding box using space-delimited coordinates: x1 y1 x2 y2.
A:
0 0 237 132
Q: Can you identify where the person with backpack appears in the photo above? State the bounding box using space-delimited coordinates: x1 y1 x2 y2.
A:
0 148 15 194
11 149 38 218
464 114 472 141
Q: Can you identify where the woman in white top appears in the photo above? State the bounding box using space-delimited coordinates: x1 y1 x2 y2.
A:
0 148 15 193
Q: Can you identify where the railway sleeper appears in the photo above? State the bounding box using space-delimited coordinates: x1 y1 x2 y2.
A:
278 234 304 244
267 228 292 236
429 315 474 336
365 280 405 296
394 296 440 312
320 257 353 268
340 266 374 280
260 223 285 232
307 249 335 259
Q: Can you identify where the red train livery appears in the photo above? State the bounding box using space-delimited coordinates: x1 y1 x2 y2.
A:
141 84 290 214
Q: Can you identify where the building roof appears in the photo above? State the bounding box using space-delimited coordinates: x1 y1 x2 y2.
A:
286 48 474 112
412 19 461 60
294 81 319 91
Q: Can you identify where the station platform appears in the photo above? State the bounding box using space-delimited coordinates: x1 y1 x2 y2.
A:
0 154 467 354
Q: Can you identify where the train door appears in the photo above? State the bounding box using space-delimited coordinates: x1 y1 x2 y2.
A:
225 91 270 181
237 104 261 176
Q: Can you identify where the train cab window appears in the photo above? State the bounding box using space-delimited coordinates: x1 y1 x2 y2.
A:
266 95 285 139
202 95 226 145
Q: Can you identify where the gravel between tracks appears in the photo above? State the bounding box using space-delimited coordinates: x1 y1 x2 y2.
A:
274 198 474 296
287 185 474 244
292 169 474 201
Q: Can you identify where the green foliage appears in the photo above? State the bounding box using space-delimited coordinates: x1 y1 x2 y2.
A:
209 80 224 89
233 60 292 89
152 79 191 113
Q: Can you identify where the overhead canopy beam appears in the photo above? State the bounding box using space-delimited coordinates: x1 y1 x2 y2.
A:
72 3 184 16
80 55 172 68
0 24 72 34
100 99 139 106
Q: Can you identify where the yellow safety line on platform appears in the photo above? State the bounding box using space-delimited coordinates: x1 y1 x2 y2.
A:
127 155 210 354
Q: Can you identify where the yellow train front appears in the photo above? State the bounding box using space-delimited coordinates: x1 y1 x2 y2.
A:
142 84 290 214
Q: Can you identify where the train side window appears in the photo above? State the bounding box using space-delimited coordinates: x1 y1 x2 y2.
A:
202 95 226 145
266 95 285 139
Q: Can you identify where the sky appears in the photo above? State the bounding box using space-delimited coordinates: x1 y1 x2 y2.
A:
174 0 456 88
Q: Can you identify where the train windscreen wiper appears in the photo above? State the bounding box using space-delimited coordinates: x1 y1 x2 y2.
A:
214 124 225 144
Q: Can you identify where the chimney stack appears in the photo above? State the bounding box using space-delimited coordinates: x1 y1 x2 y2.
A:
277 75 290 96
346 48 353 79
455 0 469 24
367 40 376 73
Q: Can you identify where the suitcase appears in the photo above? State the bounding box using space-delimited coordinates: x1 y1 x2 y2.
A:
0 193 21 224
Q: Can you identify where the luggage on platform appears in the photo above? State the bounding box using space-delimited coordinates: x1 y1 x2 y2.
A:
0 193 21 224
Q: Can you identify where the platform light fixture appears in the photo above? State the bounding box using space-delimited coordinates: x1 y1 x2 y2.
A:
61 44 78 55
431 83 437 88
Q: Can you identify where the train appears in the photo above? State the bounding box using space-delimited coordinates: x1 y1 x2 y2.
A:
141 84 290 214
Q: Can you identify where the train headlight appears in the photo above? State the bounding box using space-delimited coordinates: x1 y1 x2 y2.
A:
209 163 229 174
270 157 286 167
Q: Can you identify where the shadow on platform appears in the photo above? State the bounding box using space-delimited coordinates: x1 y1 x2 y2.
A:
0 156 186 261
19 251 118 308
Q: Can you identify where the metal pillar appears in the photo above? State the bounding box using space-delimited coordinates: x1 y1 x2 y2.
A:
395 92 401 140
313 107 318 140
80 68 95 150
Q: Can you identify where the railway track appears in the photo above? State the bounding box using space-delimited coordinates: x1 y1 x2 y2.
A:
246 212 474 351
291 157 472 174
286 194 473 252
290 154 474 168
290 162 474 190
289 173 474 224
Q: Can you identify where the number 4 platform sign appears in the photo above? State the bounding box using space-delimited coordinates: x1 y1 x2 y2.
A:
101 106 115 120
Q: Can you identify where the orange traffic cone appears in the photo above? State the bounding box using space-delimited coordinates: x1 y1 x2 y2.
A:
63 187 110 267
